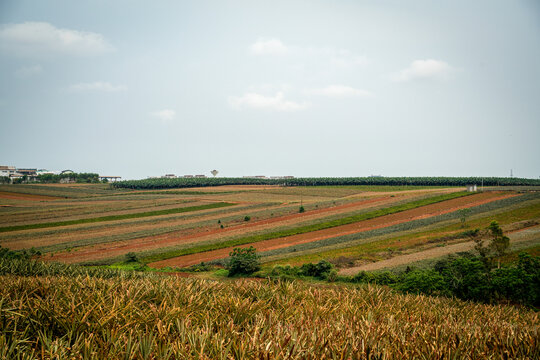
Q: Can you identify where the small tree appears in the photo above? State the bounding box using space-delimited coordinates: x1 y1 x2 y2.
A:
227 246 260 276
299 205 305 213
211 170 219 177
488 221 510 269
457 208 471 228
474 221 510 269
244 216 251 221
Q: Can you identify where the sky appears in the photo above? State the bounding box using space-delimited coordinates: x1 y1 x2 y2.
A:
1 0 539 180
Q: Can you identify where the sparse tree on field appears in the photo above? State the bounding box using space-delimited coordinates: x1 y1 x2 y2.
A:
211 170 219 177
488 221 510 269
474 221 510 269
458 208 471 228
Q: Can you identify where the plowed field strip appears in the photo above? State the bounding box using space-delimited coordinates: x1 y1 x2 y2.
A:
47 197 400 263
5 203 283 251
0 202 235 233
0 191 61 201
150 192 514 268
0 200 202 226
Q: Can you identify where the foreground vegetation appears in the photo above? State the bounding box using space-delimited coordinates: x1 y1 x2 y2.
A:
112 176 540 189
1 259 538 359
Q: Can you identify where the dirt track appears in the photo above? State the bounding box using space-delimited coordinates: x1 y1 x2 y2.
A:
339 225 540 274
150 192 515 268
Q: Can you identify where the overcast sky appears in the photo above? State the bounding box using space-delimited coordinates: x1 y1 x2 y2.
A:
1 0 539 180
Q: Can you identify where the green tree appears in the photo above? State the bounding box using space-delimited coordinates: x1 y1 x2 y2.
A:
227 246 260 276
474 221 510 269
488 221 510 268
457 208 471 228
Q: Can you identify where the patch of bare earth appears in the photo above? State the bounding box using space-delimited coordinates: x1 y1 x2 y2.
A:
0 191 61 201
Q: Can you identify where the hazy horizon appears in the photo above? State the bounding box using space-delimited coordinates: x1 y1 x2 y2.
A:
1 1 539 180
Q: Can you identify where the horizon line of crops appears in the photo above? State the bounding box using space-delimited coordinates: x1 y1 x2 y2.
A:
0 202 235 233
265 197 540 266
112 176 540 189
142 191 472 264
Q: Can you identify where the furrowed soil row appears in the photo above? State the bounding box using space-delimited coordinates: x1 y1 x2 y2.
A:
47 196 402 263
150 192 514 268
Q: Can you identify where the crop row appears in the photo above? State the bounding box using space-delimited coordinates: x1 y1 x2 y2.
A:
0 202 235 233
142 192 471 264
255 193 540 263
112 176 540 189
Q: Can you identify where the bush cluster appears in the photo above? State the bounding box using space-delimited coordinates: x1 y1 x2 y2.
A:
351 253 540 307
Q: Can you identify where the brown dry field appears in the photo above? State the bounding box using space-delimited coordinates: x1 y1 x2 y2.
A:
47 196 406 263
150 192 515 268
339 224 540 274
0 191 61 201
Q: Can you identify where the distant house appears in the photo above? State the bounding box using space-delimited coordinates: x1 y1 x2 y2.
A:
466 184 477 192
183 175 194 178
0 165 17 177
194 175 206 178
163 174 177 179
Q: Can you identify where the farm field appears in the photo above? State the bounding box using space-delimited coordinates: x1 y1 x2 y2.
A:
1 268 538 358
1 182 539 275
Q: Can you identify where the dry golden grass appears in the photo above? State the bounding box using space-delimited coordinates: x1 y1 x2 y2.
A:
1 273 538 359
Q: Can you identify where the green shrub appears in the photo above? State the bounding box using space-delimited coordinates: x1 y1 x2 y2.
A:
299 260 333 279
397 270 447 296
125 252 139 263
227 247 260 277
244 216 251 222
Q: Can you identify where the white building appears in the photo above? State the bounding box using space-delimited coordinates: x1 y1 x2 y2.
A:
466 184 477 192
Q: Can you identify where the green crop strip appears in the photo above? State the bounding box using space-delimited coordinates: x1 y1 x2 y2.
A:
0 202 235 233
143 192 471 264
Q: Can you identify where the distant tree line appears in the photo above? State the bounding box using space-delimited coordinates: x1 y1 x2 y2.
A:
111 176 540 190
37 173 100 183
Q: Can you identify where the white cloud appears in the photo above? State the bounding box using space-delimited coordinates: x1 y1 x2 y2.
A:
0 22 114 57
308 85 372 98
393 59 454 82
151 109 176 122
228 92 308 111
250 38 288 55
69 82 127 92
15 64 42 77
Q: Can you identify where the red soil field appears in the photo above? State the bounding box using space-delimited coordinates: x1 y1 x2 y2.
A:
48 196 402 263
0 191 61 201
150 192 516 268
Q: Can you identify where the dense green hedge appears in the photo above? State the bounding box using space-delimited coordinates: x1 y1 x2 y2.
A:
37 172 100 183
112 176 540 189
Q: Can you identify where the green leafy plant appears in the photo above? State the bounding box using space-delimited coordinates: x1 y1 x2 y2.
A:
227 246 260 276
